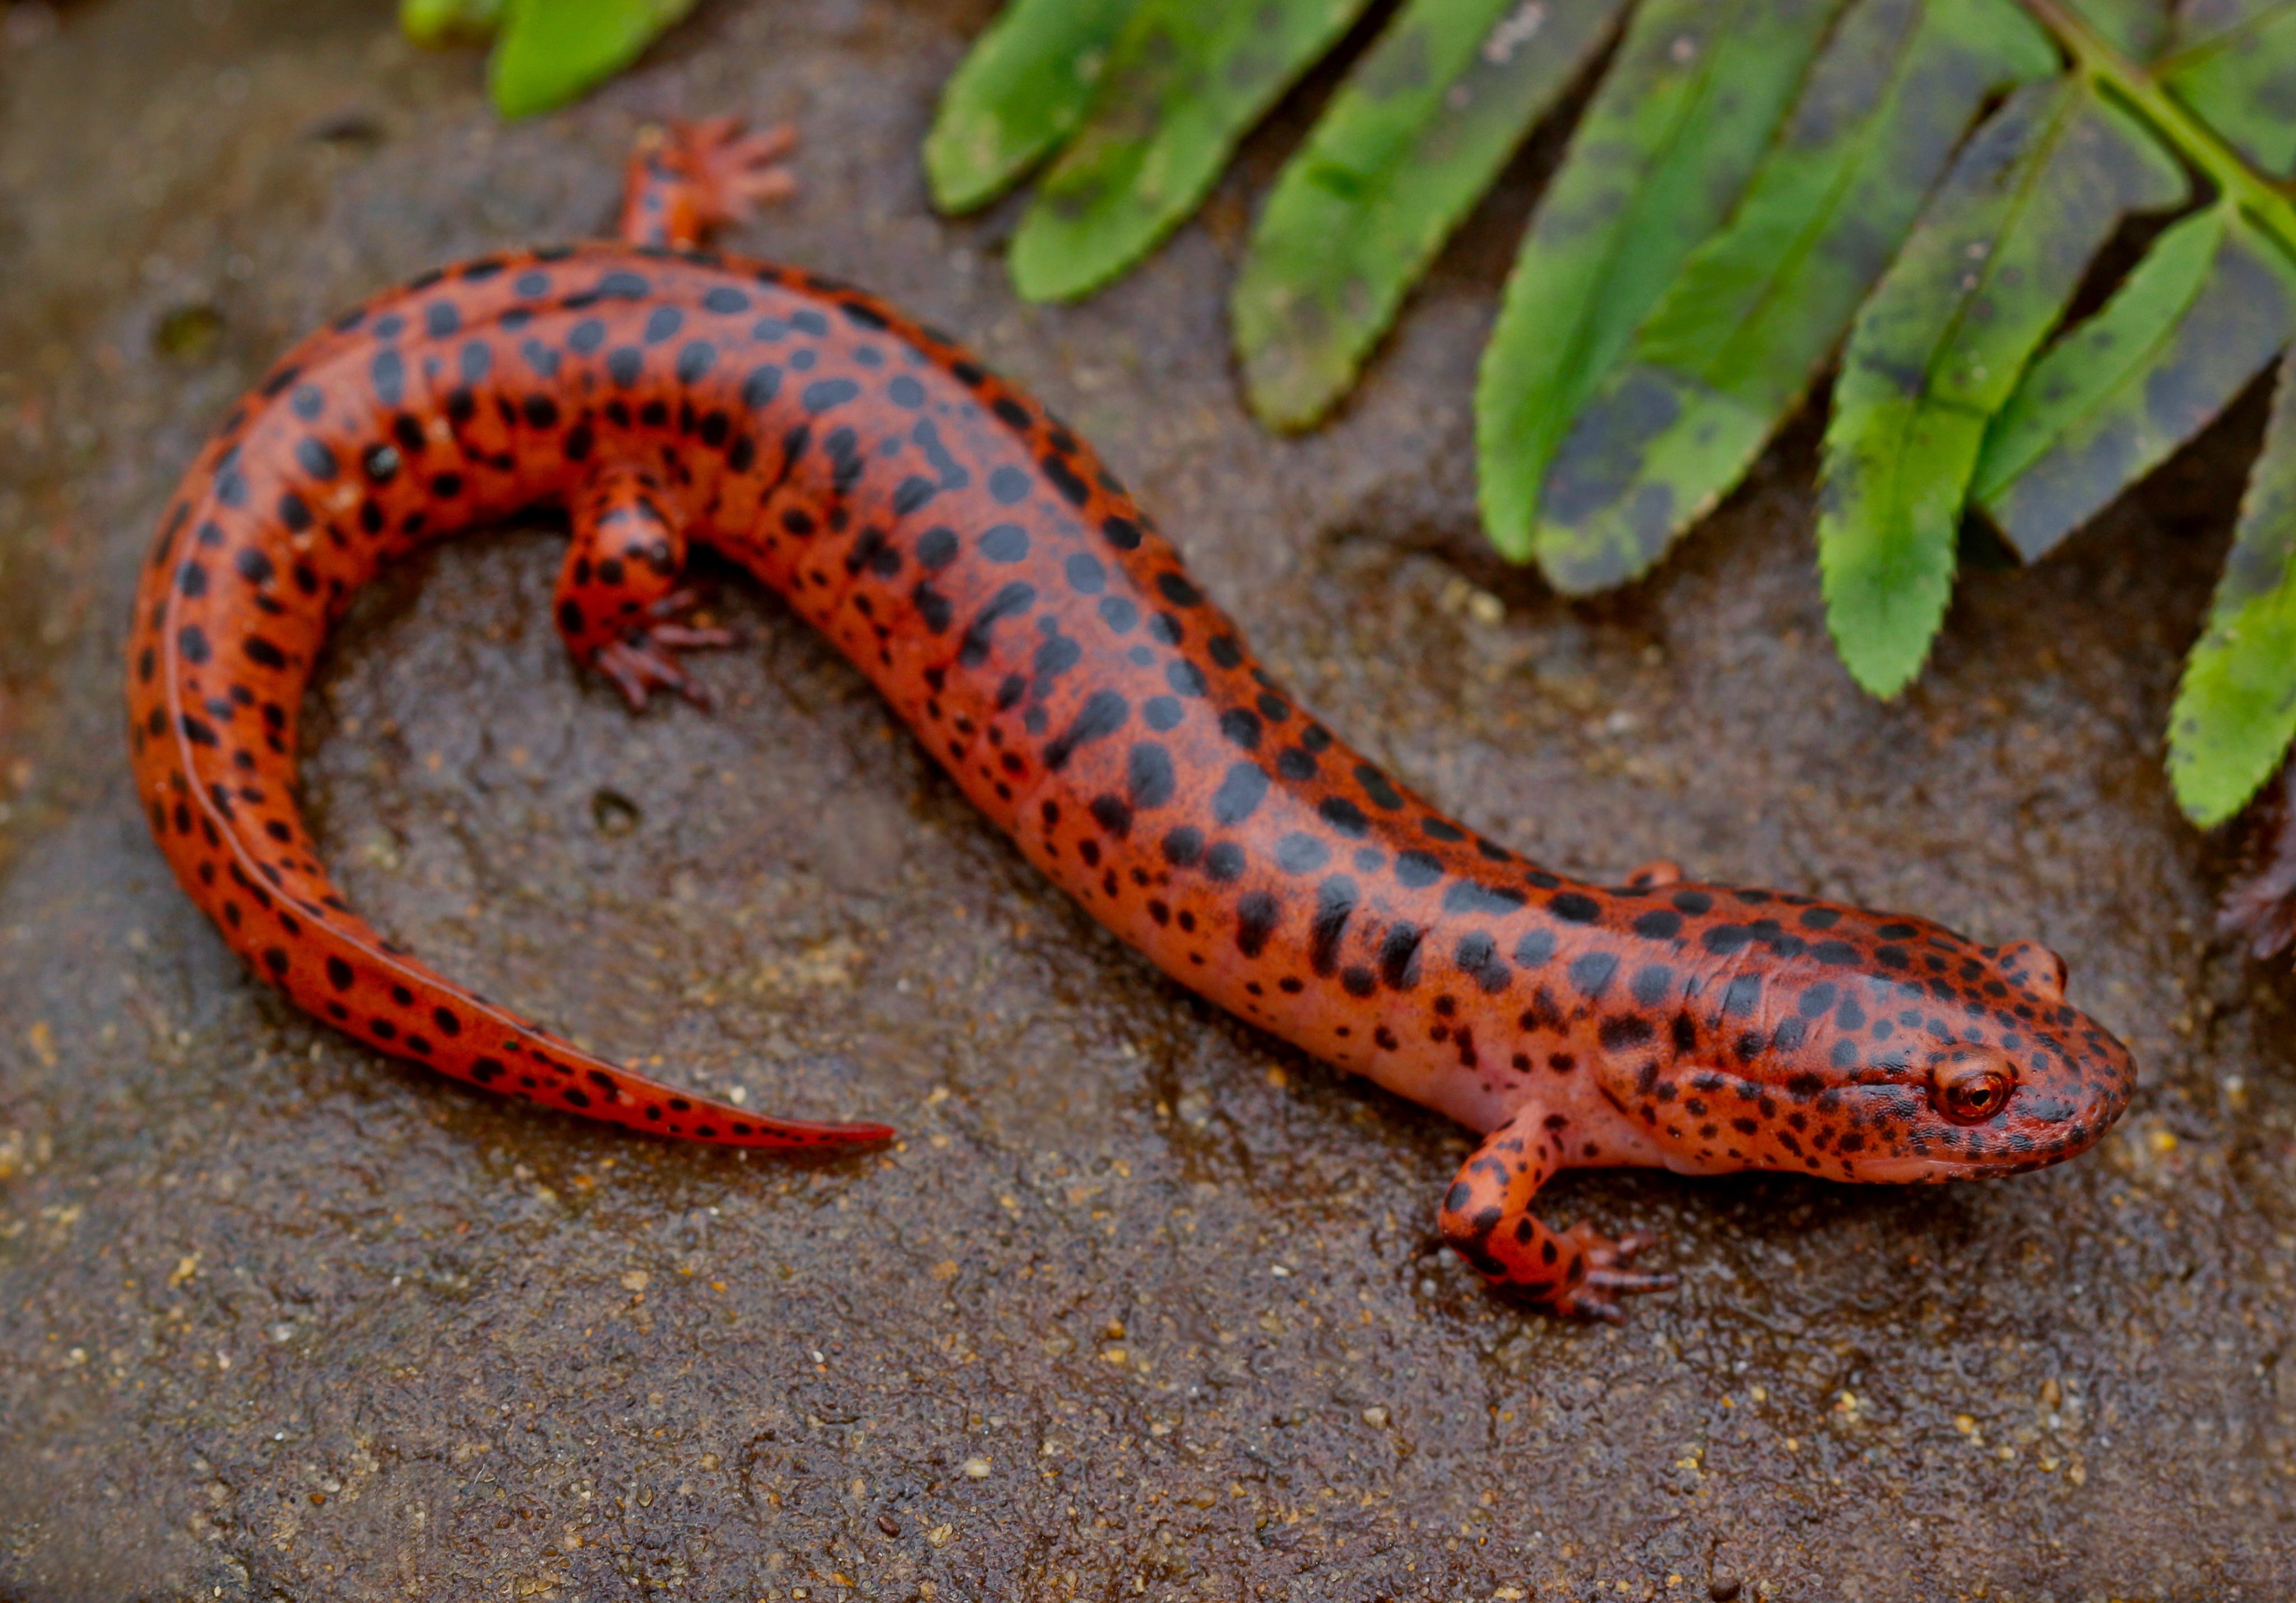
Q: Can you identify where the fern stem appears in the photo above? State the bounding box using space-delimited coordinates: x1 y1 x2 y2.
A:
2018 0 2296 256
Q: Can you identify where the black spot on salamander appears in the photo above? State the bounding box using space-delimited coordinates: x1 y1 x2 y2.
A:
1568 952 1618 997
1211 763 1268 826
1310 878 1357 975
1380 924 1423 990
957 581 1036 666
1128 743 1175 808
1044 689 1128 771
1236 892 1279 958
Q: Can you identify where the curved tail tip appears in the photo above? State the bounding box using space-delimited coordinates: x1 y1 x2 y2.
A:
753 1116 899 1151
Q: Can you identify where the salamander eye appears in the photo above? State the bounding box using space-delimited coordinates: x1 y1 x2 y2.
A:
1929 1050 2014 1125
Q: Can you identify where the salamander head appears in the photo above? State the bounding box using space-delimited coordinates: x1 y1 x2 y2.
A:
1590 896 2135 1185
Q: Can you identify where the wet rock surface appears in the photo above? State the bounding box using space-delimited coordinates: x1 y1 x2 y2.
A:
2 1 2292 1597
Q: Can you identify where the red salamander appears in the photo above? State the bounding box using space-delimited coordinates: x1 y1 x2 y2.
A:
127 122 2137 1318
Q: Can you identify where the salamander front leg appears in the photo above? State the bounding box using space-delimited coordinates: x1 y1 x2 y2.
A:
556 462 738 710
1439 1103 1675 1321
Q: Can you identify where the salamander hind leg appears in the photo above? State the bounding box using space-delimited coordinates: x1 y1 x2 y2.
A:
619 117 798 250
1439 1104 1675 1322
556 461 738 710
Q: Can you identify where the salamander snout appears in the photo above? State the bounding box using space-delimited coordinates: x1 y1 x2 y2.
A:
1874 938 2136 1182
1591 900 2136 1185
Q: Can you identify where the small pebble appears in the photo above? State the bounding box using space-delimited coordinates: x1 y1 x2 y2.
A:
1710 1577 1742 1601
877 1513 900 1536
154 304 224 360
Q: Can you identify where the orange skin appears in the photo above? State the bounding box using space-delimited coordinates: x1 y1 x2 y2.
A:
126 123 2138 1319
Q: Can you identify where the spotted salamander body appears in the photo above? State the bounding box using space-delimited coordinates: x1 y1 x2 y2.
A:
128 123 2137 1318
